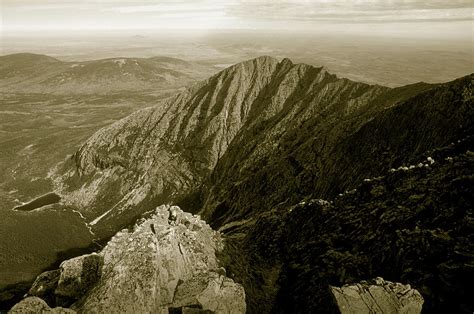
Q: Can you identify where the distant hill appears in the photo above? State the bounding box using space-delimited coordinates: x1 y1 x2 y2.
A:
0 53 217 94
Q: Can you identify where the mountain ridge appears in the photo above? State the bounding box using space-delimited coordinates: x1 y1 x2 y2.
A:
52 56 406 238
0 53 216 94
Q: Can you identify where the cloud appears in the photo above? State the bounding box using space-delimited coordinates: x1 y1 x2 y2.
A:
2 0 472 32
229 0 473 23
104 3 228 14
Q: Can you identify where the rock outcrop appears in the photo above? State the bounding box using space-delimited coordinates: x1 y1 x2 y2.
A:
11 205 245 313
331 277 424 314
55 253 103 305
28 270 61 306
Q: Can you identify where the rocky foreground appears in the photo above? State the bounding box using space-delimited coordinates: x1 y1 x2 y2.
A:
10 205 246 313
9 204 426 314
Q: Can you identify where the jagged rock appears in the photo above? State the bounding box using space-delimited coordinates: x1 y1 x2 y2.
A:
28 269 60 306
10 205 245 313
69 205 245 313
172 272 246 313
331 277 424 314
55 253 103 303
9 296 76 313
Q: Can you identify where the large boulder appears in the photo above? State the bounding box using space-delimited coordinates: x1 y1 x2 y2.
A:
9 296 75 313
172 272 246 313
331 277 424 314
55 253 103 304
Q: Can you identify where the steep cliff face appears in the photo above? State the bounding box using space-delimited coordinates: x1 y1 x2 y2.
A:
10 205 245 314
53 57 471 238
53 56 284 236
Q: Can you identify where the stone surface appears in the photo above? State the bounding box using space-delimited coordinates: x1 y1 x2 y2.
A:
331 277 424 314
70 205 245 313
8 205 245 313
173 272 246 313
9 296 76 313
55 253 103 301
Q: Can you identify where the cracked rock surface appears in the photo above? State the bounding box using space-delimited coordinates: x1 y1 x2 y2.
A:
76 205 245 313
331 277 424 314
10 205 246 314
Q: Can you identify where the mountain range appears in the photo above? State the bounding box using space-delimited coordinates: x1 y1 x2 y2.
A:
0 53 216 94
2 56 473 312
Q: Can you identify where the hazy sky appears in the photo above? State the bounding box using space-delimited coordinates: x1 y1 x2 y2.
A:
1 0 472 38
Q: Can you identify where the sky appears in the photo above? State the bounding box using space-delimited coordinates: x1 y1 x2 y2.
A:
1 0 472 38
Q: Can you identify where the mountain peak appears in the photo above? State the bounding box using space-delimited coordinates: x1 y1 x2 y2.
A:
250 55 279 65
220 55 279 76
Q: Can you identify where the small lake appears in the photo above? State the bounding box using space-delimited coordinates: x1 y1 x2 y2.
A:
13 192 61 211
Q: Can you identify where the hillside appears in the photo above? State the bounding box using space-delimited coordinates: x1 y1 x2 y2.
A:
201 73 473 227
0 53 216 94
219 137 473 312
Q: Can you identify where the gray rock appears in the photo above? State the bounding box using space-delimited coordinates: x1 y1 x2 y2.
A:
55 253 103 301
173 272 246 313
331 277 424 314
9 296 76 313
72 205 245 313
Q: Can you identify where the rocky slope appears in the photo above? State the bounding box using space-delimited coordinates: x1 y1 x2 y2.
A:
34 57 473 311
201 74 472 227
10 205 245 313
0 53 215 94
218 137 473 313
